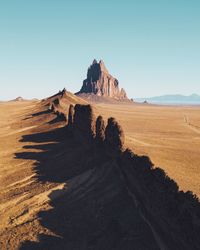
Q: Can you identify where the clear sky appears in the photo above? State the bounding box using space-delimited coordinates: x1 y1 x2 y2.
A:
0 0 200 100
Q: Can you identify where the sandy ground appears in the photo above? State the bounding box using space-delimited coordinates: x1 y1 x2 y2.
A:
97 103 200 197
0 100 200 249
0 100 161 249
0 101 62 249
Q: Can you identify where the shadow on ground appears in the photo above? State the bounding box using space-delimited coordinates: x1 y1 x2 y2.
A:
16 124 159 250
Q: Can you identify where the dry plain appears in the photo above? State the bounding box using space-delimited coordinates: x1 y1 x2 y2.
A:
97 102 200 197
0 99 200 249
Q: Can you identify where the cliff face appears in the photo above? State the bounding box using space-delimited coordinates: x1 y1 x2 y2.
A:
77 59 128 99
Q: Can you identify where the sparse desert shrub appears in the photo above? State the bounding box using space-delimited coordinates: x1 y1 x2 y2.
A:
105 117 125 154
95 115 105 145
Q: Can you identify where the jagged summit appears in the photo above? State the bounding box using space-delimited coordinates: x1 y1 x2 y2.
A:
76 59 128 100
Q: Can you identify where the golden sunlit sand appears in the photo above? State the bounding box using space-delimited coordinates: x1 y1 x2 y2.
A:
97 103 200 197
0 98 200 249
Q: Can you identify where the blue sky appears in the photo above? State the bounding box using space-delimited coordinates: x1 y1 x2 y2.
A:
0 0 200 100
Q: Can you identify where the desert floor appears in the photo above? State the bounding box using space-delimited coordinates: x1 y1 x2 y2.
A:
97 102 200 197
0 100 199 249
0 101 63 249
0 100 159 249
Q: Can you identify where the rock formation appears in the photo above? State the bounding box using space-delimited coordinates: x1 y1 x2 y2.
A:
46 101 200 249
95 115 105 145
73 104 95 142
53 98 60 106
76 59 128 99
105 117 125 153
67 104 74 132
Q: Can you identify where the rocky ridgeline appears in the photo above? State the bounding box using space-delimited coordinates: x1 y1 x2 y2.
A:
105 117 125 154
67 104 74 132
49 98 67 122
95 115 105 146
73 104 96 142
76 59 128 100
50 103 200 249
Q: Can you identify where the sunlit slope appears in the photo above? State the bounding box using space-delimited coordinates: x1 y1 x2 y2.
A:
0 98 159 249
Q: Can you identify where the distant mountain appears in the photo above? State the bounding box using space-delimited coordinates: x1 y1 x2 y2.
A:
135 94 200 105
76 59 129 101
10 96 25 102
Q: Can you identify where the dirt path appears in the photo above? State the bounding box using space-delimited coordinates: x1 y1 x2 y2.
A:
183 114 200 134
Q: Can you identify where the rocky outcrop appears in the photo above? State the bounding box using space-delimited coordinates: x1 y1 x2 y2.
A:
53 98 60 106
95 115 105 146
67 104 74 131
48 102 200 249
105 117 125 154
73 104 95 142
76 60 128 99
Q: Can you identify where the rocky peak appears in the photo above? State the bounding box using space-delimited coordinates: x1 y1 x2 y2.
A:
99 60 108 73
76 59 128 99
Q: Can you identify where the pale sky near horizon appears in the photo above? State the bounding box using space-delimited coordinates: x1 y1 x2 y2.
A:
0 0 200 100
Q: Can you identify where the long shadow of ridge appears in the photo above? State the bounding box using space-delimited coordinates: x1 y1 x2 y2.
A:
16 124 160 250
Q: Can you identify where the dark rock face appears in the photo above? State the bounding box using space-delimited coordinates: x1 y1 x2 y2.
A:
73 104 95 142
77 60 128 99
67 104 74 132
95 115 105 145
56 111 67 122
105 117 125 153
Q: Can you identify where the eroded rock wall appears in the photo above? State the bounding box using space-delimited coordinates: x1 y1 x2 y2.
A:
50 102 200 249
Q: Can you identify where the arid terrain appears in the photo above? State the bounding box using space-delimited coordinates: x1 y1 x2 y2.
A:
0 96 200 249
97 103 200 197
2 0 200 247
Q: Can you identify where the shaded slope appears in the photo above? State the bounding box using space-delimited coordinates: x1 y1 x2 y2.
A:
1 98 200 250
18 101 200 250
17 126 159 249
